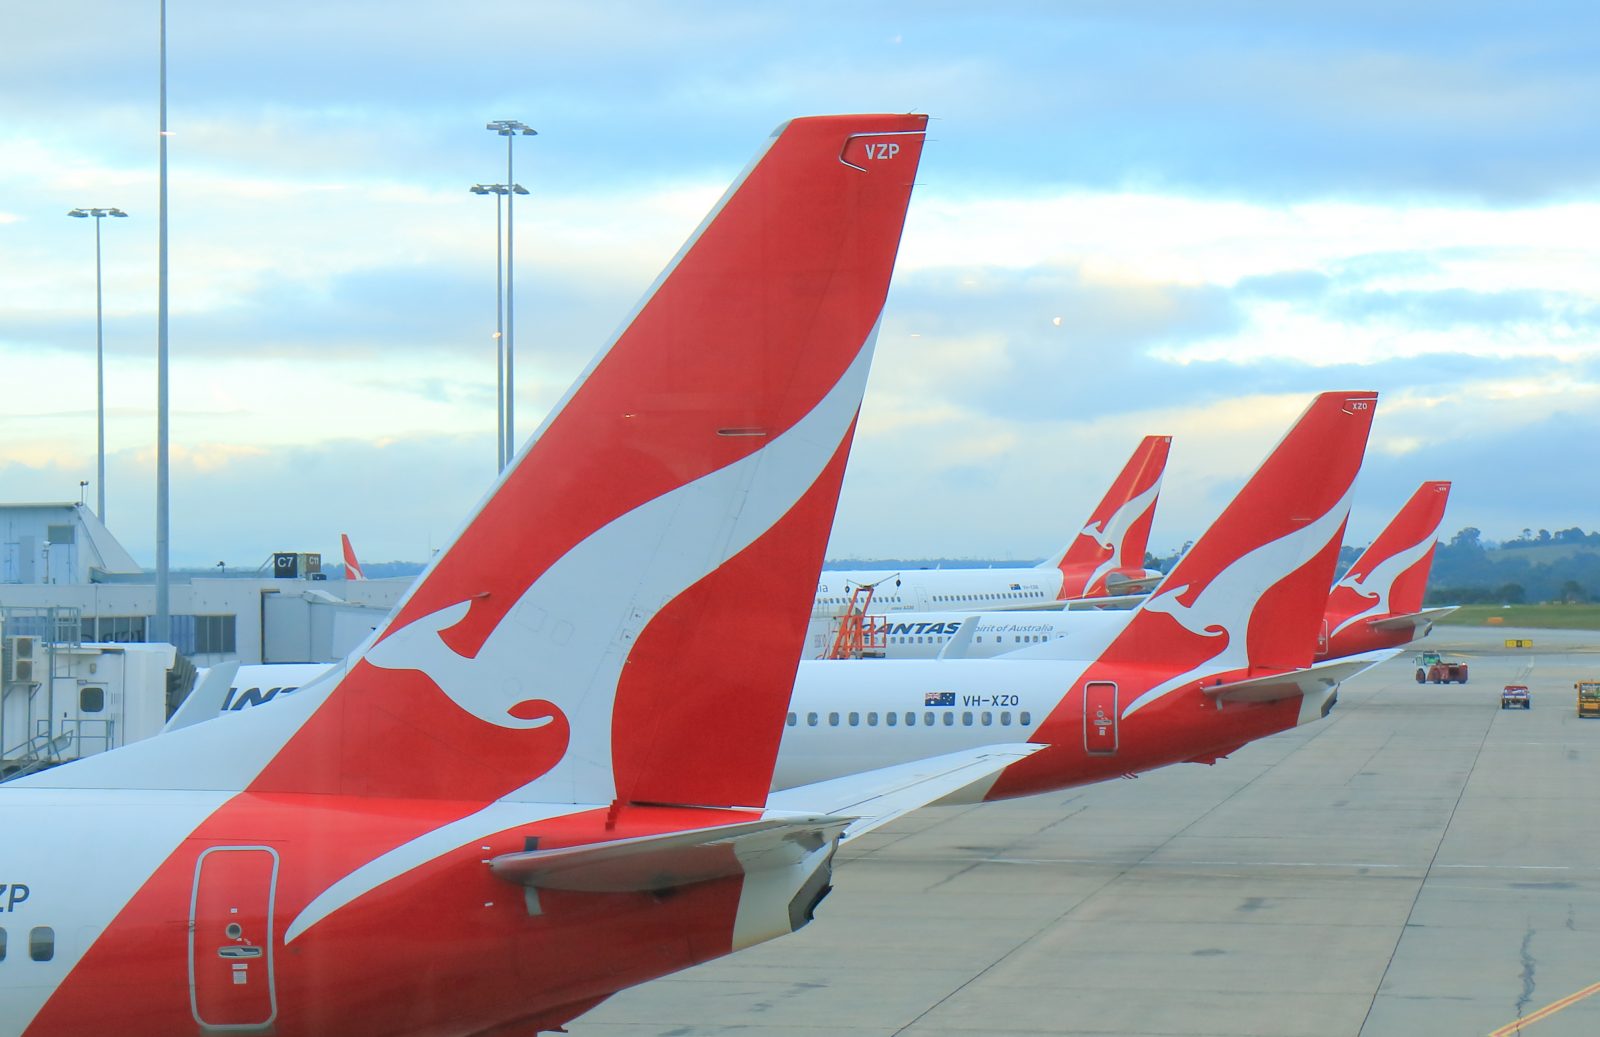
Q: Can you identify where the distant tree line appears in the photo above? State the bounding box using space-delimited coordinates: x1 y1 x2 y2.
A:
1425 527 1597 605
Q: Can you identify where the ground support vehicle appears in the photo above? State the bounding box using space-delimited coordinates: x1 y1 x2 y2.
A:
1501 684 1530 709
1415 651 1469 684
1577 680 1600 718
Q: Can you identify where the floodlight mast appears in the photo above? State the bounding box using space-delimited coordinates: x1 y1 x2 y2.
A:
155 0 171 644
470 183 510 471
68 207 128 523
485 119 535 465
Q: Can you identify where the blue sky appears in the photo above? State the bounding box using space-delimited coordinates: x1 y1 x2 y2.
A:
2 2 1598 566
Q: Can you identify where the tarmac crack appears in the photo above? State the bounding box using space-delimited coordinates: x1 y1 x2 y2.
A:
1515 925 1537 1019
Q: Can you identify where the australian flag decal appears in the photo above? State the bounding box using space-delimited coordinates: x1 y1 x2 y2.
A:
924 691 956 707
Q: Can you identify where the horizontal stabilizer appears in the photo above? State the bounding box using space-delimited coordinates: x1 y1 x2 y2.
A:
1062 592 1147 611
936 615 980 660
983 592 1146 613
488 813 849 893
162 661 240 733
1368 606 1458 633
1101 572 1163 594
1205 651 1398 704
767 744 1045 840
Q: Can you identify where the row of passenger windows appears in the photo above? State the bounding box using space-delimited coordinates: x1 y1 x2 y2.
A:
932 590 1044 602
0 927 54 963
818 595 903 606
787 709 1031 728
888 633 1054 645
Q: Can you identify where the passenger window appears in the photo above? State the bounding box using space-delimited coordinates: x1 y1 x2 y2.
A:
885 712 897 727
806 712 819 727
848 712 860 727
786 712 797 727
982 711 993 726
1000 711 1012 726
29 927 53 963
962 711 973 726
1020 711 1032 726
905 712 915 726
942 713 954 727
867 711 879 726
0 926 6 962
923 712 934 726
828 712 840 726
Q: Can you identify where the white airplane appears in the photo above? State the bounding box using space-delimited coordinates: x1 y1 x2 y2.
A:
813 434 1170 616
203 393 1386 811
0 113 1029 1037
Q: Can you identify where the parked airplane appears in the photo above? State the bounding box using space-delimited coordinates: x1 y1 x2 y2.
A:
341 533 364 581
772 392 1387 800
814 434 1170 616
0 114 1005 1037
1318 480 1455 659
824 480 1455 664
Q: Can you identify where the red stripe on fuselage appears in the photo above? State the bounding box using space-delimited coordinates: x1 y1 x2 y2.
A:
986 681 1300 800
23 800 757 1037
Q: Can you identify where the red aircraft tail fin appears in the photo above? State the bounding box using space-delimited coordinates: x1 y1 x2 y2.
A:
340 533 364 581
1107 393 1378 716
1326 480 1451 637
1049 434 1171 597
235 115 929 808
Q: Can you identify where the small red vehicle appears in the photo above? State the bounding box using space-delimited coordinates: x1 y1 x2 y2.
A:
1414 651 1469 684
1501 684 1531 709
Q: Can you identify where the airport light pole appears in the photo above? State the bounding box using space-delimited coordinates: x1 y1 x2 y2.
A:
67 206 128 524
469 182 528 472
485 120 535 464
155 0 171 644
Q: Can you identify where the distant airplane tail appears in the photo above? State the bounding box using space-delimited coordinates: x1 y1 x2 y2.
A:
1104 393 1378 716
1042 434 1171 598
341 532 364 581
1325 480 1451 639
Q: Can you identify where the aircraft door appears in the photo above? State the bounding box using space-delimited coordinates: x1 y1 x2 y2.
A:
189 846 280 1031
1083 681 1118 755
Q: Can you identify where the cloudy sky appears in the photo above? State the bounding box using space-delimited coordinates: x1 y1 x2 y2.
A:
3 2 1598 567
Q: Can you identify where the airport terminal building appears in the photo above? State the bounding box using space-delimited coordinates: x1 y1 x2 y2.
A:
0 502 406 666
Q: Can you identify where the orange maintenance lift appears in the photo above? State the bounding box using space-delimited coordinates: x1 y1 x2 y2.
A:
824 582 888 660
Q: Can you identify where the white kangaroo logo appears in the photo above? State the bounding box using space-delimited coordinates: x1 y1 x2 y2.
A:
1078 476 1163 593
363 341 878 805
1328 528 1437 638
1121 485 1355 717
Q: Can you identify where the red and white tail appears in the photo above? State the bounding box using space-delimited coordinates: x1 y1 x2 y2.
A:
340 533 364 581
41 115 927 810
1046 434 1171 597
1105 393 1378 716
1326 480 1451 637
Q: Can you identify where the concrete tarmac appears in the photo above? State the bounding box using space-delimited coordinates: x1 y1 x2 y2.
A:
574 626 1600 1036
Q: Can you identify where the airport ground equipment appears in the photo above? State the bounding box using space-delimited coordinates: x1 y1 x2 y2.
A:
1500 684 1530 709
1415 651 1469 684
1577 680 1600 717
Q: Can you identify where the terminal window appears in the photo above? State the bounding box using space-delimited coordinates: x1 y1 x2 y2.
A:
168 614 237 655
81 616 147 643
